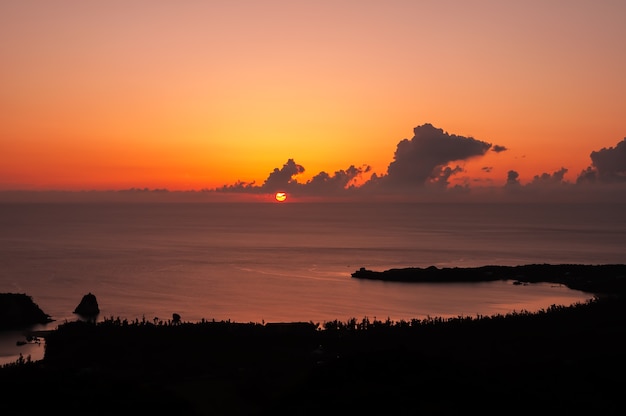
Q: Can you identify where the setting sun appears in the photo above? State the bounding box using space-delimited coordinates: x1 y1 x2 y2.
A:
275 192 287 202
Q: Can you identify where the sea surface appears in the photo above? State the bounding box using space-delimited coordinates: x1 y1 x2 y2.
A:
1 201 625 364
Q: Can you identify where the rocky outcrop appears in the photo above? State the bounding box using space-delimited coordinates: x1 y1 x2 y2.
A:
73 293 100 318
0 293 53 330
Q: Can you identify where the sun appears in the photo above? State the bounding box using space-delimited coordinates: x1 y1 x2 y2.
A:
275 192 287 202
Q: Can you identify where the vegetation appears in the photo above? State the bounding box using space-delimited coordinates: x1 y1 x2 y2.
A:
1 295 625 415
2 264 626 414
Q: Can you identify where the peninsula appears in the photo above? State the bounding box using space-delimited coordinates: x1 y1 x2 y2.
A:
352 263 626 295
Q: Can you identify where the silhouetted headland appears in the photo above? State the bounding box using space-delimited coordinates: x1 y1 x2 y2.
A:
0 293 53 331
352 263 626 295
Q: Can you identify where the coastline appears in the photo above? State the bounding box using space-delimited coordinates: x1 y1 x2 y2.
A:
351 263 626 296
2 264 625 414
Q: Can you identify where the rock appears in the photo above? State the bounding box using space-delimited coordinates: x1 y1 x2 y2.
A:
74 293 100 318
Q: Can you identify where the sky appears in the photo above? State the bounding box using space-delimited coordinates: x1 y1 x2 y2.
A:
1 1 625 202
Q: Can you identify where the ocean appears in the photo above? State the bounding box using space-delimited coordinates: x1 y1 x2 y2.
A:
1 201 624 364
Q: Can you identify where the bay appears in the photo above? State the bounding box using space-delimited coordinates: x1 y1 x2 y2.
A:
1 201 624 365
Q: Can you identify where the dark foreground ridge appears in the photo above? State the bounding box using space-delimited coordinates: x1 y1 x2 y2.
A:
1 265 626 415
352 263 626 295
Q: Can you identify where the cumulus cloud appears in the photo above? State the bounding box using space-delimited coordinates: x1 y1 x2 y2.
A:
505 170 521 187
431 165 464 187
8 123 626 204
217 159 371 196
306 165 371 195
576 167 597 184
211 124 626 203
216 180 258 192
376 124 495 189
577 138 626 183
261 159 305 192
217 123 507 198
217 159 304 194
529 168 568 186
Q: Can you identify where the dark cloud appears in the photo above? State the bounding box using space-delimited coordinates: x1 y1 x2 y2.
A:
431 165 464 187
216 180 258 193
211 123 626 203
306 165 371 195
576 167 597 184
260 159 305 192
378 124 494 188
9 125 626 204
217 159 370 196
529 168 568 186
217 123 503 198
505 170 520 187
575 138 626 184
585 138 626 183
216 159 304 194
118 187 169 193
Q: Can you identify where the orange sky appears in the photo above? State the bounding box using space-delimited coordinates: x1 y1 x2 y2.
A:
1 1 625 196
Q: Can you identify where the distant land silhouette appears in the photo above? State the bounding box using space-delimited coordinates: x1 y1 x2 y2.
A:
352 263 626 295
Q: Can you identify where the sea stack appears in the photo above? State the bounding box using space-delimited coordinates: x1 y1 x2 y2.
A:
74 292 100 318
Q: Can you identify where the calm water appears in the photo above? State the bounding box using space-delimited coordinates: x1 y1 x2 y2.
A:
1 201 624 364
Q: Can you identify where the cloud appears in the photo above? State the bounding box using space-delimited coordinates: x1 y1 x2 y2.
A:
260 159 305 192
576 167 597 184
210 123 626 203
505 168 570 195
216 180 258 192
306 165 371 195
7 125 626 204
432 165 464 188
505 170 521 187
529 168 568 186
216 159 371 196
376 123 495 189
217 124 505 198
217 159 305 194
577 138 626 183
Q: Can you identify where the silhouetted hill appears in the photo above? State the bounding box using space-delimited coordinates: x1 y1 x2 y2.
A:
0 293 53 330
